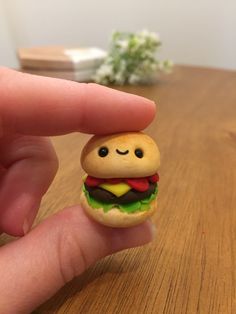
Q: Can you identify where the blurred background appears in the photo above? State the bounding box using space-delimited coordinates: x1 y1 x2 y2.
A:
0 0 236 70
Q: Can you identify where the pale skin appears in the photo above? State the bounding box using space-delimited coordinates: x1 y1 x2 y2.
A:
0 67 156 313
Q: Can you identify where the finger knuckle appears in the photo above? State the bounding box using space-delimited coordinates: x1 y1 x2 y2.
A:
54 209 89 284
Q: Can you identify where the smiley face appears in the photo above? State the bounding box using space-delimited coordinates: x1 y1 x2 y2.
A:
81 132 160 178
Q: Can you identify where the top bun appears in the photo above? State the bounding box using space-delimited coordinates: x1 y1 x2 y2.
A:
81 132 160 178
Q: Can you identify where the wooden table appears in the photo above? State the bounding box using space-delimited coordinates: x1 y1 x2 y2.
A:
2 65 236 313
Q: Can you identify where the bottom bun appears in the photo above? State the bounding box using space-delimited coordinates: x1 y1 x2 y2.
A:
80 192 157 228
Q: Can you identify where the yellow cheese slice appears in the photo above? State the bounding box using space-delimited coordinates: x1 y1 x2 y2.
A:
99 182 131 197
82 174 87 182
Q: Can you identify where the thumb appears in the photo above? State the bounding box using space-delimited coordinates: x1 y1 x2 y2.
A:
0 206 154 313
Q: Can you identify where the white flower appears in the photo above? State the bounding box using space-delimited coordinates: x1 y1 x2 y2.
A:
128 74 140 84
119 59 127 72
96 64 113 77
114 72 125 85
117 40 129 52
134 37 146 49
139 29 160 43
150 63 158 71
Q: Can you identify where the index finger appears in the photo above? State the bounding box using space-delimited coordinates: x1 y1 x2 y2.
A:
0 68 156 136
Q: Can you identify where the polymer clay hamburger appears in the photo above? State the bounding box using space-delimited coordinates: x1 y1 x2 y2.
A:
80 132 160 227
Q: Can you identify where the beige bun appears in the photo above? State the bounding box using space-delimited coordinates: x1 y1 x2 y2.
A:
81 132 160 178
80 192 157 228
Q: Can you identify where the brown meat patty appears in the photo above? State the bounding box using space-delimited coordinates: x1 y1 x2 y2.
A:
84 183 157 204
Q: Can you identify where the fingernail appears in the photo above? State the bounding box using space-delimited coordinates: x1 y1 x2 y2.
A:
23 218 30 235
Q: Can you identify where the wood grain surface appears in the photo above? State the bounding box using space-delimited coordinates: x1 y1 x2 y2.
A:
1 65 236 313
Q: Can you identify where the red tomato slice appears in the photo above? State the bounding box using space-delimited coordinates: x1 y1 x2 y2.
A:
106 178 122 184
85 173 158 190
148 173 159 183
125 178 149 192
85 176 104 187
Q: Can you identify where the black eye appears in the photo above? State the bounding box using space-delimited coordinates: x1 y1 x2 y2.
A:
98 146 109 157
135 148 143 158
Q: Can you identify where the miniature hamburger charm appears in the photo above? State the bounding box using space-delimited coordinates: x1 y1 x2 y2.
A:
80 132 160 228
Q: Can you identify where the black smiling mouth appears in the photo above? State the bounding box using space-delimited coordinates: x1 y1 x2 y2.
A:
116 149 129 155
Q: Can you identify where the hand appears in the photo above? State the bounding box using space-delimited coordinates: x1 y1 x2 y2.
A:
0 67 156 313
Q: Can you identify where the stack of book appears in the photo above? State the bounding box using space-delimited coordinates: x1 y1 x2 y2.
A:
18 46 107 81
